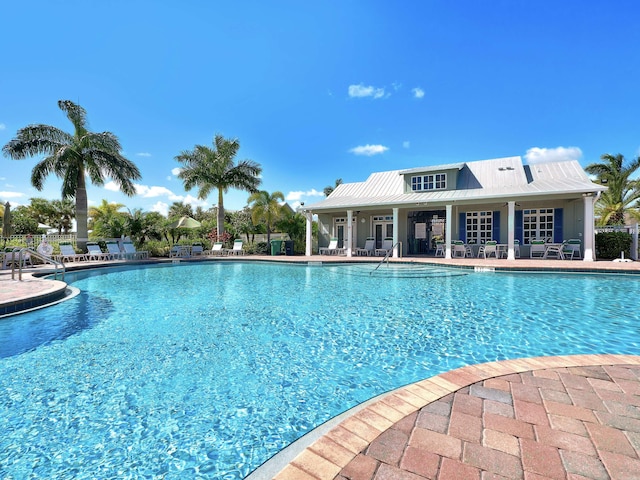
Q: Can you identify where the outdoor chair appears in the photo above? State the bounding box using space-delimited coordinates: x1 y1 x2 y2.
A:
563 239 582 260
209 242 225 256
434 241 445 257
355 237 375 256
2 249 32 269
191 244 204 256
529 240 546 258
375 237 394 256
225 239 245 255
452 240 466 258
514 239 521 258
543 242 565 259
56 244 87 263
86 243 112 261
106 241 124 260
123 241 149 260
478 240 498 259
319 237 344 255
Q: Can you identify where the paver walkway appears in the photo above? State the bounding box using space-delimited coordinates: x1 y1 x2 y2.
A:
273 355 640 480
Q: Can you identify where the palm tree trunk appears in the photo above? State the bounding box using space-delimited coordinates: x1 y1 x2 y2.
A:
76 172 88 251
217 188 225 236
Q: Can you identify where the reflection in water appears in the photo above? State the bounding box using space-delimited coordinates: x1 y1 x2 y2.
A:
0 292 113 358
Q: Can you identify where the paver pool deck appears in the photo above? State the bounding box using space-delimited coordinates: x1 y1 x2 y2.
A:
2 255 640 479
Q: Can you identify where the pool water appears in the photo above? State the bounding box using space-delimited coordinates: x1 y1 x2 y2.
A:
1 262 639 478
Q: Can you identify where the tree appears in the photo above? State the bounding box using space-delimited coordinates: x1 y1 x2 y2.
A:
175 134 262 235
585 153 640 225
248 190 285 246
50 198 75 234
2 100 141 250
89 199 126 238
168 202 194 219
324 178 343 197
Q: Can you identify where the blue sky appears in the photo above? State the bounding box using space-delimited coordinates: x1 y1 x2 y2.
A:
1 1 639 216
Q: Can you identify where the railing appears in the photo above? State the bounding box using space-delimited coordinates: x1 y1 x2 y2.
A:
370 242 402 275
8 247 65 281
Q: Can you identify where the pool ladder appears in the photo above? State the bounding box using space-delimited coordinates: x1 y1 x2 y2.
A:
370 242 402 275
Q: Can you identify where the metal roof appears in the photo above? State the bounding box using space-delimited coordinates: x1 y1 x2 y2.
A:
304 156 606 212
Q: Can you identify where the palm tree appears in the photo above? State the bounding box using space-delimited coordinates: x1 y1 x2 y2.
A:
248 190 285 246
2 100 141 250
585 153 640 225
323 178 343 197
175 134 262 235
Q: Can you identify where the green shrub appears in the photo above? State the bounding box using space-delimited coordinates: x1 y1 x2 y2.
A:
245 241 269 255
595 232 632 259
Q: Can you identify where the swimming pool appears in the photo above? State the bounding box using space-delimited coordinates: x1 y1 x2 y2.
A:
1 262 639 478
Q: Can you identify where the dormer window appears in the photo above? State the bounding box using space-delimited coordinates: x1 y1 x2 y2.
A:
411 173 446 191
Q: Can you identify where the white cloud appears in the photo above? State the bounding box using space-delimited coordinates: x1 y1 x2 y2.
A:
348 84 386 99
286 189 324 202
0 123 5 131
349 144 389 156
135 184 184 201
525 146 583 164
136 152 151 157
182 194 208 209
151 201 169 216
0 191 26 199
104 181 120 192
171 167 182 176
412 87 425 99
403 141 410 149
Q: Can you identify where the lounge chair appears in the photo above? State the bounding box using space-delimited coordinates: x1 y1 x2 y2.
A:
106 241 124 260
478 240 498 259
2 249 32 269
355 237 375 256
529 240 546 258
86 242 112 261
123 241 149 260
225 239 245 255
191 244 204 256
375 237 394 256
209 242 225 256
56 244 87 262
319 237 345 255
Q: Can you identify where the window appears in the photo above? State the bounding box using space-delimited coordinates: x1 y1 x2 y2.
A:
410 173 446 191
523 208 554 244
466 211 493 244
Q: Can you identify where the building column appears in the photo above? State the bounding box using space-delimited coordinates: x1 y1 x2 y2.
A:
583 194 595 261
305 211 313 256
445 204 453 259
346 210 353 257
392 207 399 258
507 200 515 260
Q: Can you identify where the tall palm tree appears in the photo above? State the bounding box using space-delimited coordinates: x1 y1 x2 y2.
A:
175 134 262 235
585 153 640 225
323 178 343 197
248 190 285 246
2 100 141 250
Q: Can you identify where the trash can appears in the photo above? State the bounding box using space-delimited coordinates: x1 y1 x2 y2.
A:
284 240 294 256
270 239 283 255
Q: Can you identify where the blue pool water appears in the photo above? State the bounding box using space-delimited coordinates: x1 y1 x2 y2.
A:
1 262 639 478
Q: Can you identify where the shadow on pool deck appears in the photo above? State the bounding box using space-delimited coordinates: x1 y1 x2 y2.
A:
2 256 640 479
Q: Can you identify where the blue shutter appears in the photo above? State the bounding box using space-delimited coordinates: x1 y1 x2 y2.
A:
554 208 563 243
515 210 523 243
459 212 466 242
492 211 500 242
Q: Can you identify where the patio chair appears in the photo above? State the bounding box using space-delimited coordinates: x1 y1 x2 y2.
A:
355 237 375 256
106 241 124 260
191 244 204 256
209 242 225 256
225 239 245 255
56 244 87 263
529 240 546 258
543 242 565 260
478 240 498 259
452 240 467 258
86 242 112 261
2 249 32 269
434 241 445 257
375 237 394 256
563 239 582 260
514 239 521 258
123 241 149 260
319 237 344 255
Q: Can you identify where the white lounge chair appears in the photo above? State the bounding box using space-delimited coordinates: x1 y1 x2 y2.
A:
225 239 245 255
56 244 86 262
478 240 498 259
123 241 149 260
209 242 225 256
375 237 394 256
319 237 343 255
355 237 375 256
2 249 32 269
529 240 546 258
86 243 112 261
106 241 124 260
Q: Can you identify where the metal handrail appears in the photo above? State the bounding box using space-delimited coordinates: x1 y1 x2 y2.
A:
8 247 65 281
370 241 402 275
